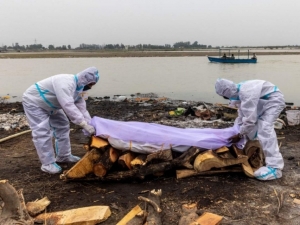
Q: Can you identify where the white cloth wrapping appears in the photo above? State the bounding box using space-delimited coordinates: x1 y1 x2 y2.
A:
90 117 245 153
107 137 191 154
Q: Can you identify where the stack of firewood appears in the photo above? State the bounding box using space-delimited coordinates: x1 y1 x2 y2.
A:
60 136 264 181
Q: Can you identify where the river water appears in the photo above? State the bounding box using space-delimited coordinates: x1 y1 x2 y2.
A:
0 55 299 105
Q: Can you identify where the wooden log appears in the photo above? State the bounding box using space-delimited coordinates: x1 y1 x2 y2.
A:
138 196 162 213
145 149 173 164
217 151 235 159
118 152 136 170
126 210 147 225
215 146 229 154
145 189 162 225
176 167 243 179
34 206 111 225
105 161 172 180
179 203 198 225
82 147 200 181
26 197 51 217
60 148 102 180
93 146 120 177
0 180 34 225
189 212 223 225
89 136 109 149
116 205 143 225
193 150 248 172
130 154 147 168
232 145 254 178
243 140 264 170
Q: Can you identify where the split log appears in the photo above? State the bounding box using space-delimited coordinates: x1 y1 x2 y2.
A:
93 146 120 177
179 203 198 225
217 151 235 159
89 136 109 149
26 197 50 217
126 210 147 225
193 150 248 172
34 206 111 225
118 152 136 169
143 189 162 225
215 146 229 154
116 205 143 225
232 145 254 178
243 140 264 170
0 180 34 225
176 167 243 179
60 148 102 180
189 212 223 225
130 154 147 168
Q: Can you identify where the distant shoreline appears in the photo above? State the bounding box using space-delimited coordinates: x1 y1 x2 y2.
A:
1 50 300 58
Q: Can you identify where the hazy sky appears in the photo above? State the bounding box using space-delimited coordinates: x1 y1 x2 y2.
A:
1 0 299 48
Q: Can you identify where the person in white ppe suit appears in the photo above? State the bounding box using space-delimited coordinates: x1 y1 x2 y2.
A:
22 67 99 174
215 79 285 181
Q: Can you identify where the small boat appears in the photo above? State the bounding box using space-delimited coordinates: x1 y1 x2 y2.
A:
208 57 257 63
208 49 257 64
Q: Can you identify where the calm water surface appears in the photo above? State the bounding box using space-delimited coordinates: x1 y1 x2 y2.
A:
0 55 299 104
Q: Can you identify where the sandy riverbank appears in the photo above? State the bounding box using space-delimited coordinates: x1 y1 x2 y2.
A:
1 49 300 58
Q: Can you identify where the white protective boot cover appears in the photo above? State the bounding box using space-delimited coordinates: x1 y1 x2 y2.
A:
41 162 62 174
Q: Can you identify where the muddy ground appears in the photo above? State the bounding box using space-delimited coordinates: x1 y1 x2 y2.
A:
0 98 300 225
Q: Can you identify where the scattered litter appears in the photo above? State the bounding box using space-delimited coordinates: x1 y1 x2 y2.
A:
261 204 271 208
293 198 300 205
286 110 300 126
289 193 296 198
0 113 29 131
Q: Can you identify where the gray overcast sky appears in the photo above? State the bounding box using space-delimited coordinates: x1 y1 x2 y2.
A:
1 0 299 48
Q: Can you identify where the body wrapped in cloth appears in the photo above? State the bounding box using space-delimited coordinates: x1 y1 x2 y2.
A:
90 117 244 154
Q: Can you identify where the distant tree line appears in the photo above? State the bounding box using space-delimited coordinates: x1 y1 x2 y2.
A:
73 41 212 50
0 41 211 51
0 42 300 52
0 43 72 51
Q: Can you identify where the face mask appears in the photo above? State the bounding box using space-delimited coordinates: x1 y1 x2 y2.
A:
83 85 91 91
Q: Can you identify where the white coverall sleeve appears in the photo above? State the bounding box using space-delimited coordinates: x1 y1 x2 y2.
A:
75 97 92 123
53 80 85 125
239 91 261 135
234 107 244 126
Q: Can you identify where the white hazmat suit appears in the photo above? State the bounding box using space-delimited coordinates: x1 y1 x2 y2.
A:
215 79 285 180
22 67 99 174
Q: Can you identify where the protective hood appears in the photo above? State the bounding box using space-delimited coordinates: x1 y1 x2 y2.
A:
76 67 99 90
215 78 238 99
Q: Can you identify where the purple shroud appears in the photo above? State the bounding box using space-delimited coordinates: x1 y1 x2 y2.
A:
91 117 240 150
